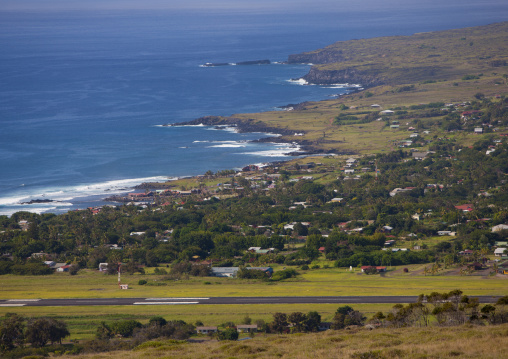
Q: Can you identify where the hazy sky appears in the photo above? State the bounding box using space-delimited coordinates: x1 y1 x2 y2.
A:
4 0 501 12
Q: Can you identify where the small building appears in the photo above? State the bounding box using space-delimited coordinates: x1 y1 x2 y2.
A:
329 197 344 203
56 265 71 272
455 204 474 212
412 152 429 160
438 231 453 236
361 266 387 273
474 127 483 134
379 226 393 234
237 325 258 333
494 248 507 257
196 326 218 334
211 267 239 278
318 322 332 331
492 224 508 232
459 250 474 256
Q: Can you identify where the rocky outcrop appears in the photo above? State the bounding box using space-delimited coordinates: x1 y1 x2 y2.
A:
169 116 295 136
287 49 344 65
202 59 270 67
302 66 383 87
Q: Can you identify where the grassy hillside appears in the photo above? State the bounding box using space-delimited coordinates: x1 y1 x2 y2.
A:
59 324 508 359
289 22 508 87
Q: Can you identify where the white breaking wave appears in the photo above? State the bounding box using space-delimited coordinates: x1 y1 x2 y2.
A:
207 144 246 148
205 126 239 133
168 124 206 127
0 175 171 216
205 140 247 148
323 83 362 89
288 78 309 86
239 144 301 157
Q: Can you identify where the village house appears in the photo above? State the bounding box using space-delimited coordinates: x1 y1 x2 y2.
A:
459 249 474 256
196 326 218 334
455 204 474 212
361 266 387 273
318 322 332 331
437 231 455 236
494 248 507 257
211 267 239 277
492 224 508 232
56 265 72 272
412 152 429 160
237 325 258 333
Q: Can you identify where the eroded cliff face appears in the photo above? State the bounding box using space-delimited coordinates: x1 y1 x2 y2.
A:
288 22 508 87
287 49 345 65
302 66 383 87
288 49 383 87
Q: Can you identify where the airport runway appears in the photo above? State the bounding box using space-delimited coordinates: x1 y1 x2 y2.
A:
0 296 502 307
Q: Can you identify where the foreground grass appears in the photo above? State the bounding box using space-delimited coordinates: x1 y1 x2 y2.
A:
59 323 508 359
1 265 506 300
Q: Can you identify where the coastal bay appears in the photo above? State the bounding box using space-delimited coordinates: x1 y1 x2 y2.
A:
2 3 508 216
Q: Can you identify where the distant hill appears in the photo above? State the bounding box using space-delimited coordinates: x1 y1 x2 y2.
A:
288 22 508 87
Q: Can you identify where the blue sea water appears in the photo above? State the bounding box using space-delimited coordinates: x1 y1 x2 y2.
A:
1 1 508 216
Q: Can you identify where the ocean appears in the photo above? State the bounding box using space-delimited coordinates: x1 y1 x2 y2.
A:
1 1 508 216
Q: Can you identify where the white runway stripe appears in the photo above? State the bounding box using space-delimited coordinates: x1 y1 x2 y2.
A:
145 298 209 300
134 301 199 305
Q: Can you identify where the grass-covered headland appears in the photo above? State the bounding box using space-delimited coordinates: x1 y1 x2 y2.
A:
1 21 508 358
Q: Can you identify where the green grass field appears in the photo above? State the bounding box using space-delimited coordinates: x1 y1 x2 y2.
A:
1 265 506 301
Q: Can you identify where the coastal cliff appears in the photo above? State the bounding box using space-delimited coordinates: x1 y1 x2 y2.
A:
288 21 508 87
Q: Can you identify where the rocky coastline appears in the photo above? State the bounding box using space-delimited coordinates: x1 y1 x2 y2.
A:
167 115 342 157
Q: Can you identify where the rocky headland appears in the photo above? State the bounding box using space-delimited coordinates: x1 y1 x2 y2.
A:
287 22 508 87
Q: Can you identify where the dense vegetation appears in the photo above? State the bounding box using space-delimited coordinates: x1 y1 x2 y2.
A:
1 113 507 275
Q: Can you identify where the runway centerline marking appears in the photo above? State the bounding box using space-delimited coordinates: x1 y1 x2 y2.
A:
145 298 209 301
134 302 199 305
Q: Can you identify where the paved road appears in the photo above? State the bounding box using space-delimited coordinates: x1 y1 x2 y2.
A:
0 296 502 307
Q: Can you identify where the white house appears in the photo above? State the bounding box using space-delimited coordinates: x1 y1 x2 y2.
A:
196 326 218 334
492 224 508 232
494 248 507 257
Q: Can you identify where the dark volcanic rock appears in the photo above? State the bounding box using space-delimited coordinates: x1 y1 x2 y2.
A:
236 59 270 65
21 199 55 205
202 59 270 67
302 66 382 87
202 62 229 67
169 116 295 136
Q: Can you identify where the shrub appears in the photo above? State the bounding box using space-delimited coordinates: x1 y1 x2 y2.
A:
271 268 299 281
110 320 142 338
138 279 147 285
218 327 239 341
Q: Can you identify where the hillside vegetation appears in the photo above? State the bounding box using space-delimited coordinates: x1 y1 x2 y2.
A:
288 22 508 87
